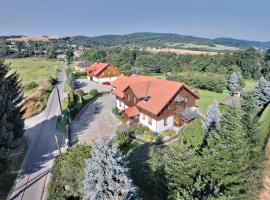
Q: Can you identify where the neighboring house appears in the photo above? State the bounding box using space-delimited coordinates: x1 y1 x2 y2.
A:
86 62 122 83
112 75 199 133
220 91 241 106
75 61 92 72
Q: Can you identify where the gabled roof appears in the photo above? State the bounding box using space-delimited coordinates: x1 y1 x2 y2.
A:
112 75 199 115
124 106 140 117
86 62 109 76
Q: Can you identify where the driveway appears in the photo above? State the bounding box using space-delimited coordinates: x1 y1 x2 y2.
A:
70 94 120 144
77 78 112 93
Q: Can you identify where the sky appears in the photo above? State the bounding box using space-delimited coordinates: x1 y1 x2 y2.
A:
0 0 269 41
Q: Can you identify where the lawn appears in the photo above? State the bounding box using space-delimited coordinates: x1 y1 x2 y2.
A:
244 79 257 91
197 89 230 114
5 58 61 118
6 58 61 87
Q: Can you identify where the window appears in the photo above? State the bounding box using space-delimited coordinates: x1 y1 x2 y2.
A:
127 94 131 101
148 116 152 125
134 97 136 103
142 113 145 120
167 104 171 110
164 118 168 126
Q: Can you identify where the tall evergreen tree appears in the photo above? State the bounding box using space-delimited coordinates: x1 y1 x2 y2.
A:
82 138 138 200
201 106 250 199
254 77 270 106
204 101 221 130
0 59 24 170
228 72 242 93
164 140 198 199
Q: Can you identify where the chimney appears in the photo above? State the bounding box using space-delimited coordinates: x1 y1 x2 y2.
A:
144 81 151 101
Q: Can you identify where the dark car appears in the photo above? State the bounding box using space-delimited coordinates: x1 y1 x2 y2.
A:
102 81 110 85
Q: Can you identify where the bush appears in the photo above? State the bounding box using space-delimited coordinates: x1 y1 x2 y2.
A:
48 144 91 200
173 71 227 93
90 89 98 97
74 71 87 79
24 81 38 90
112 107 122 119
180 117 207 148
165 129 176 137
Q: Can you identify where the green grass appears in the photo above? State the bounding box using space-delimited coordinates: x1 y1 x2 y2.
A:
197 89 230 114
259 103 270 139
5 58 61 86
244 79 257 91
64 82 71 93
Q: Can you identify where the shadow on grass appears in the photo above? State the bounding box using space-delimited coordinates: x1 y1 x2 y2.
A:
127 143 168 200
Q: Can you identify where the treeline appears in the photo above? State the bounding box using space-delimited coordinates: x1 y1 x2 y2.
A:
81 47 270 81
0 38 71 59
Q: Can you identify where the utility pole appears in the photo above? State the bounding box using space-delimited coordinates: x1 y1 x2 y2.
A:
54 135 62 158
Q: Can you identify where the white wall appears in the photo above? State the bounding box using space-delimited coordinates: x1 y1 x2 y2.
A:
93 76 118 83
139 113 174 133
116 99 128 111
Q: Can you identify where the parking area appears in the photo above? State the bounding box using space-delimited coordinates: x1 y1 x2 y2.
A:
77 78 112 93
70 94 120 144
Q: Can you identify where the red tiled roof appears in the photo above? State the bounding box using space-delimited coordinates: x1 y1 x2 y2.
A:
112 75 199 115
86 62 109 76
124 106 140 117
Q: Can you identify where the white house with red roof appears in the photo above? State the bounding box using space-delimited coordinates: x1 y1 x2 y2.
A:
86 62 122 83
112 75 199 133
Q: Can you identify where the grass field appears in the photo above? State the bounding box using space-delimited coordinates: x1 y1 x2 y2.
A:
5 58 61 87
5 58 61 118
197 89 230 114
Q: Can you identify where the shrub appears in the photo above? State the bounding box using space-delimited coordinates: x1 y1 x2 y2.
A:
155 135 164 143
166 129 176 137
90 89 98 97
24 81 38 90
74 71 87 79
180 117 207 148
112 107 122 119
173 71 227 93
48 144 91 200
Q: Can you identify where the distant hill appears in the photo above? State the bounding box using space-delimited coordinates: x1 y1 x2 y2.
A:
68 32 270 51
214 37 270 49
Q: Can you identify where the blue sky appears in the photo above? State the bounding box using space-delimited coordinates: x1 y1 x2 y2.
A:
0 0 269 41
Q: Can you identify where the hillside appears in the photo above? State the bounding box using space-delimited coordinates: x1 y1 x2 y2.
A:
68 32 270 51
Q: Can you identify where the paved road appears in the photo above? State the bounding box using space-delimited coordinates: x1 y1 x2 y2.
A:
8 63 67 200
70 94 120 145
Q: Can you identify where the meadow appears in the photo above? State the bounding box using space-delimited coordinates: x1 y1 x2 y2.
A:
5 58 61 118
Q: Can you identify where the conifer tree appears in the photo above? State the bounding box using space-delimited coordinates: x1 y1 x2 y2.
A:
201 106 250 199
228 72 242 93
82 138 138 200
254 77 270 106
164 140 198 199
241 92 263 169
0 59 24 170
204 101 221 130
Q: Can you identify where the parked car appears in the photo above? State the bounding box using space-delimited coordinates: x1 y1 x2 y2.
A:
102 81 110 85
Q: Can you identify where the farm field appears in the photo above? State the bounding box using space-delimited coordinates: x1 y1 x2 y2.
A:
5 58 61 118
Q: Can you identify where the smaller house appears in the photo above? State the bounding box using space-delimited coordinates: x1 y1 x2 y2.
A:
86 62 122 83
220 91 241 106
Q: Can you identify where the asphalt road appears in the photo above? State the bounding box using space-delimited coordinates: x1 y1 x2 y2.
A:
7 63 67 200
